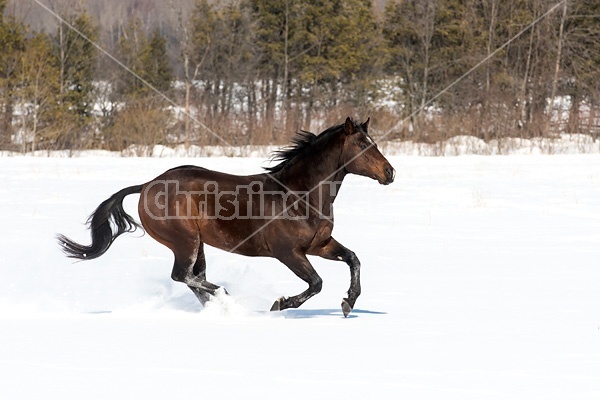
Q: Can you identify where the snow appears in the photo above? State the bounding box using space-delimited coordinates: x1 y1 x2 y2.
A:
1 154 600 399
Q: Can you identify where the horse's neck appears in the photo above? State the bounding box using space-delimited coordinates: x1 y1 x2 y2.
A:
278 135 346 193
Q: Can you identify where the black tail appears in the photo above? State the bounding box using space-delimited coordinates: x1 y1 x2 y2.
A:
57 184 144 260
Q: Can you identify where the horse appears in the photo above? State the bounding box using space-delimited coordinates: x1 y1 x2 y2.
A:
58 117 395 317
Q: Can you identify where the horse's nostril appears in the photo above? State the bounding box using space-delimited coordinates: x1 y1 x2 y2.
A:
385 167 394 180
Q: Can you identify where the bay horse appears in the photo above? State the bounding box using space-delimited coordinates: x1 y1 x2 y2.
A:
58 117 395 317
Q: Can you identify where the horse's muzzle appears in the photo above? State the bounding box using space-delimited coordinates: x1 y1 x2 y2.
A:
381 164 395 185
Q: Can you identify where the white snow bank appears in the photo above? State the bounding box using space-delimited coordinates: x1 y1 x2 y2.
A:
2 133 600 158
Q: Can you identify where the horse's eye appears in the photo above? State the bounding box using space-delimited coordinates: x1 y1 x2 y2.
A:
359 142 368 150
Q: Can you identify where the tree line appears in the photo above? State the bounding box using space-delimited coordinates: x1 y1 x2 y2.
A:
1 0 599 152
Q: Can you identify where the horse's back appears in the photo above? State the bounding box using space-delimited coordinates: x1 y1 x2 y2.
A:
158 164 266 190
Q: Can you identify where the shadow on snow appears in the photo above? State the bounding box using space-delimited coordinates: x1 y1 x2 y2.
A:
281 308 387 319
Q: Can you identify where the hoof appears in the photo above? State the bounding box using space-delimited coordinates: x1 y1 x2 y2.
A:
214 287 229 296
270 297 285 312
341 299 352 318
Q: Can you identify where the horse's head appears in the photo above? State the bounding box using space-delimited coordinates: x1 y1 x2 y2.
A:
341 117 395 185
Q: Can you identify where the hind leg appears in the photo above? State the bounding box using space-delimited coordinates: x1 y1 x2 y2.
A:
171 241 226 306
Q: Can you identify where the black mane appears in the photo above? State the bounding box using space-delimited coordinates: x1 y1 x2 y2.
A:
264 123 345 173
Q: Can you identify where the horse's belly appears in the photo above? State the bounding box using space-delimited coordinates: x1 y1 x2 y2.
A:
199 219 269 257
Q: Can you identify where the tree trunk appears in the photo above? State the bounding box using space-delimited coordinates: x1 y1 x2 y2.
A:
185 78 191 148
550 0 567 134
519 22 536 136
483 0 498 140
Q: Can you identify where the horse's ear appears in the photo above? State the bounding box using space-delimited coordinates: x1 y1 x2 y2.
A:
361 117 370 132
344 117 356 135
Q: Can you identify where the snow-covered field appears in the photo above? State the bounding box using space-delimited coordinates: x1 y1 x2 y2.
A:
1 154 600 399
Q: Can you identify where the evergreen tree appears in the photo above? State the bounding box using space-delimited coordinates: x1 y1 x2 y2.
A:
175 0 218 147
0 5 25 146
253 0 381 126
561 0 600 134
296 1 381 95
196 0 258 123
17 32 61 151
383 0 438 127
107 21 173 150
54 12 98 119
117 21 172 97
116 17 147 96
252 0 304 126
139 29 172 94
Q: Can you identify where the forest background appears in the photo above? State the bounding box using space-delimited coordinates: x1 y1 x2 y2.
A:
0 0 598 152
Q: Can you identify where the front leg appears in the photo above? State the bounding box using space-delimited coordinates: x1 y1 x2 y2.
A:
310 238 361 317
271 249 323 312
